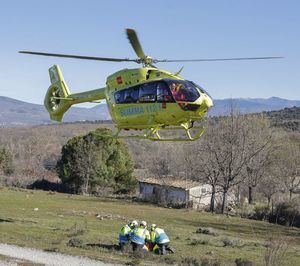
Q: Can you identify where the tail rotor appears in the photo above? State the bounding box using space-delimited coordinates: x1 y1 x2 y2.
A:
44 65 71 121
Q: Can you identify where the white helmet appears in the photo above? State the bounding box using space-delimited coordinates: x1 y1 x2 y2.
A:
150 224 157 229
131 220 138 227
140 220 147 227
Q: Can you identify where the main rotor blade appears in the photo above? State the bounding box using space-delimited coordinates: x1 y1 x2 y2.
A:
126 28 147 59
155 56 284 63
19 51 138 62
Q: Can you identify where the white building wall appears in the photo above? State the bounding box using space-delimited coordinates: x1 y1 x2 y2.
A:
139 183 187 206
189 184 212 209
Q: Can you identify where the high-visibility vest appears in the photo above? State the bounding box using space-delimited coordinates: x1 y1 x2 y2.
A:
153 228 170 244
150 230 156 243
119 224 132 243
131 227 150 245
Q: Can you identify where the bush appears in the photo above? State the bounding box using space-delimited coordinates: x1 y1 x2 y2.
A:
27 179 70 193
222 237 235 247
67 222 87 237
190 238 210 246
222 237 243 247
269 198 300 227
57 128 136 194
264 236 290 266
235 258 254 266
196 227 218 236
181 257 220 266
252 204 270 221
181 257 201 266
67 237 84 248
236 203 255 218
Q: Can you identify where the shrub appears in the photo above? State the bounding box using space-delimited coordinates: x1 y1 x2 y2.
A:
181 257 201 266
264 236 290 266
222 237 243 247
269 198 300 227
196 227 218 236
222 237 235 247
190 238 210 246
67 237 84 247
181 257 220 266
235 258 255 266
237 203 255 218
27 179 70 193
67 222 87 237
163 256 177 265
252 204 270 221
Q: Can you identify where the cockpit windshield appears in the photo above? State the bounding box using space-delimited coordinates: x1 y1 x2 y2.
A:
189 81 212 99
166 80 200 102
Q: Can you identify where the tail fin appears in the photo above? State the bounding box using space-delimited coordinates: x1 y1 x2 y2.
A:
44 65 107 122
44 65 72 122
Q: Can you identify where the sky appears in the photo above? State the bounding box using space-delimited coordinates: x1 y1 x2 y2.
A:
0 0 299 105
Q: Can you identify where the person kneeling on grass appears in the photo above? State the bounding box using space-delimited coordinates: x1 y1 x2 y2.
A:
119 220 138 252
130 220 150 252
150 224 172 255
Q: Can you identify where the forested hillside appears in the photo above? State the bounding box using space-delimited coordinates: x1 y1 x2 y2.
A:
264 106 300 131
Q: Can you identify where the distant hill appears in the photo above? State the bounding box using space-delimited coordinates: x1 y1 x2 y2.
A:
208 97 300 116
1 96 300 127
0 96 110 127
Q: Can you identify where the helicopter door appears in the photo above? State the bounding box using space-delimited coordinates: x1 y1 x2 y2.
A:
157 82 174 103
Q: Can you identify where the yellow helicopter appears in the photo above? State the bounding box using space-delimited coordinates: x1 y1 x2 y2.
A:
19 29 282 141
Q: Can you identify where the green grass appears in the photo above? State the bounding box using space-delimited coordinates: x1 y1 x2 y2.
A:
0 187 299 265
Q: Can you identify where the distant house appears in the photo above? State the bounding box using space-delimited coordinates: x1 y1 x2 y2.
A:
138 177 213 210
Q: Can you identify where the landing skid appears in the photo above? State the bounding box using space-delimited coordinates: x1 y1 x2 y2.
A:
115 123 205 141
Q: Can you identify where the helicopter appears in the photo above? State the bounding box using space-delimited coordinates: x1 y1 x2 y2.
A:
19 29 282 141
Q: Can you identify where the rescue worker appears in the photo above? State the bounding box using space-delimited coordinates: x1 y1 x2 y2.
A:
131 220 150 252
119 220 138 252
150 224 170 255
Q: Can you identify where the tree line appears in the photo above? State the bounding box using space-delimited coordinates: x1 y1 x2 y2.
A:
0 112 299 223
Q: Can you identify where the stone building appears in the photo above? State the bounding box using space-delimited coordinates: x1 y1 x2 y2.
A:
138 177 213 209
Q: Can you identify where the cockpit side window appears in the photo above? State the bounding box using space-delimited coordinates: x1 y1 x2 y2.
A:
114 90 125 103
123 87 139 103
114 80 176 104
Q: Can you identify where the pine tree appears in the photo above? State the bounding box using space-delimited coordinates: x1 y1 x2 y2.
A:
57 128 136 194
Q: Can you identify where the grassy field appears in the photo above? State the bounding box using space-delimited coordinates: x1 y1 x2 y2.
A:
0 187 299 266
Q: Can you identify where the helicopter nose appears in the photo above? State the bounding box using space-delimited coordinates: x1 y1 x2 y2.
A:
204 94 213 108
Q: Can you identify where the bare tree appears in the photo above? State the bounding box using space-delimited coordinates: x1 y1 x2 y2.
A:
258 171 281 211
194 111 272 213
244 115 274 204
274 136 300 199
189 120 222 212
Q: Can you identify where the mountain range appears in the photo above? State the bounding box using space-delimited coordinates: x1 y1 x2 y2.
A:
0 96 110 127
1 96 300 127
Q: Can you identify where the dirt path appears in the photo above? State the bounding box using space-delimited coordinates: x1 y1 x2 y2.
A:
0 243 115 266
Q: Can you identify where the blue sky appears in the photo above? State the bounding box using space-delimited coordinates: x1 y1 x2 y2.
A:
0 0 299 105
